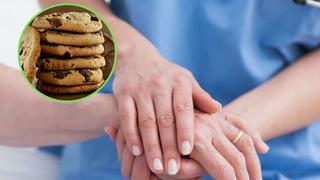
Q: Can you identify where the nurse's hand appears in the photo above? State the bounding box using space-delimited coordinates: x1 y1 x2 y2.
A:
113 47 221 175
111 128 203 180
112 111 269 180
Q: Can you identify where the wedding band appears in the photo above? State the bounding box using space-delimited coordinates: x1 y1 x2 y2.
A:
232 130 243 144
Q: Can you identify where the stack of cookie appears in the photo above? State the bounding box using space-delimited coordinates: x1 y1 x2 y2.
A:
30 12 108 100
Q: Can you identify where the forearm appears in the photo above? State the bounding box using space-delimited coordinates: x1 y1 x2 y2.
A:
0 64 118 147
224 49 320 140
38 0 159 70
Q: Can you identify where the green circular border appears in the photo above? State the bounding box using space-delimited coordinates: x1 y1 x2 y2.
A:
17 3 117 103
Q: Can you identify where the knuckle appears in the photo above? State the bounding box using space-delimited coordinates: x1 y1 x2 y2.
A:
120 85 133 95
177 67 193 78
144 144 159 154
175 101 193 113
183 69 193 78
120 111 132 123
151 77 166 89
241 134 254 147
174 74 187 85
231 152 246 167
193 138 207 152
217 164 235 179
139 113 157 129
158 113 175 128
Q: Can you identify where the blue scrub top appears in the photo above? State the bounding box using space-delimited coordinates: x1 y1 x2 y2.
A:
56 0 320 179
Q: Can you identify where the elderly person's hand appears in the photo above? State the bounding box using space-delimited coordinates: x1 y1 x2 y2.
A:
109 111 269 180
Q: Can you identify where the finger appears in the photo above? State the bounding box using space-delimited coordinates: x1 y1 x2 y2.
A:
220 120 262 180
116 128 125 161
192 80 221 113
225 113 269 153
150 174 161 180
105 127 118 143
173 79 194 156
154 91 181 175
118 95 143 156
190 143 236 180
236 133 262 180
121 146 135 179
211 125 250 180
157 159 205 180
131 155 152 180
173 158 206 179
136 96 164 173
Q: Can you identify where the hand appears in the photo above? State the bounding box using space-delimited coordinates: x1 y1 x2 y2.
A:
186 112 268 180
109 111 269 180
111 128 202 180
113 44 221 175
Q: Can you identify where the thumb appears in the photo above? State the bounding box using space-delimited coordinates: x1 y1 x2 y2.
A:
192 82 221 113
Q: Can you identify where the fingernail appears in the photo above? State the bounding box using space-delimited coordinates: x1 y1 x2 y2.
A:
153 158 163 171
216 101 222 109
168 159 178 175
262 143 270 152
104 127 111 136
132 145 141 156
181 141 191 155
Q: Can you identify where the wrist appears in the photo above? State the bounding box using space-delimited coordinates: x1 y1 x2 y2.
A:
74 94 119 133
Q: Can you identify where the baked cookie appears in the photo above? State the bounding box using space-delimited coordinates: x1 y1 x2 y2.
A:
37 81 103 93
102 32 114 54
20 27 41 82
39 55 106 70
41 44 104 57
40 30 105 46
44 92 90 100
32 12 102 33
36 68 103 86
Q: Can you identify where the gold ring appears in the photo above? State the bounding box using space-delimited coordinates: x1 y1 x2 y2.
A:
232 130 243 144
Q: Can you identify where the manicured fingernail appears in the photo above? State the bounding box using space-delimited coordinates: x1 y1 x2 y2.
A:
168 159 178 175
153 158 163 171
262 143 270 152
216 101 222 109
181 141 191 155
104 127 111 136
132 145 141 156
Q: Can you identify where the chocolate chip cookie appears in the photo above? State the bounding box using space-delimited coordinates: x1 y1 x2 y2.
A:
36 68 103 86
40 30 105 46
44 92 91 100
37 81 103 93
41 44 104 57
39 55 106 70
32 12 102 33
20 27 41 82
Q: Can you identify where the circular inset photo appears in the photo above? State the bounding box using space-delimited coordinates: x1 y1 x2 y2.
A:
18 3 116 102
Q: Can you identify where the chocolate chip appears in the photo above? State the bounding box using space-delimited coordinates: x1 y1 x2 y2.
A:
19 48 24 56
46 18 62 28
66 16 71 20
44 59 50 63
79 69 93 82
61 52 71 58
90 14 99 21
54 71 71 79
